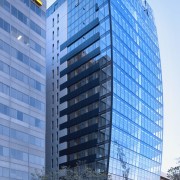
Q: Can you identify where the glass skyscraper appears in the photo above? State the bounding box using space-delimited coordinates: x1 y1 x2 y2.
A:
0 0 46 179
46 0 163 179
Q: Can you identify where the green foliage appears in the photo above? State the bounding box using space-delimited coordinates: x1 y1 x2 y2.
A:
167 166 180 180
59 166 111 180
167 159 180 180
31 168 49 180
31 165 112 180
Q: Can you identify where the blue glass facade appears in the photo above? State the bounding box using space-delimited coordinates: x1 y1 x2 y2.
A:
0 0 46 179
109 0 163 179
46 0 163 179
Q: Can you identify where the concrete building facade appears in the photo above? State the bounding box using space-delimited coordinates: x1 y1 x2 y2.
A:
0 0 46 179
46 0 67 174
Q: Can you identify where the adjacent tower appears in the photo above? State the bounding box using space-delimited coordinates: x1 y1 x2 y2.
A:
0 0 46 179
46 0 163 179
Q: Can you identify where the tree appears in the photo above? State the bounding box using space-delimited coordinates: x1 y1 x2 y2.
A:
167 166 180 180
31 168 49 180
31 164 112 180
167 159 180 180
117 146 130 180
114 141 130 180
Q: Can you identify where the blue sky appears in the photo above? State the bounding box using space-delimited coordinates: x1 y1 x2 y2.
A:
47 0 180 172
148 0 180 172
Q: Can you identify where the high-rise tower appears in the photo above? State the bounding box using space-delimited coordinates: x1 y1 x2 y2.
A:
46 0 163 179
0 0 46 179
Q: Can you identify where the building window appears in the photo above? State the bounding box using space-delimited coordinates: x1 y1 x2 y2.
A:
52 95 54 104
57 14 59 23
57 66 59 75
57 53 59 62
57 40 59 49
57 79 59 89
52 44 54 53
52 18 54 27
52 70 54 78
51 159 53 168
57 27 59 36
52 31 54 40
56 132 58 141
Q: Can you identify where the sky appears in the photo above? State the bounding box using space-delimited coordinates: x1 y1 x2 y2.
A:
47 0 180 173
148 0 180 172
